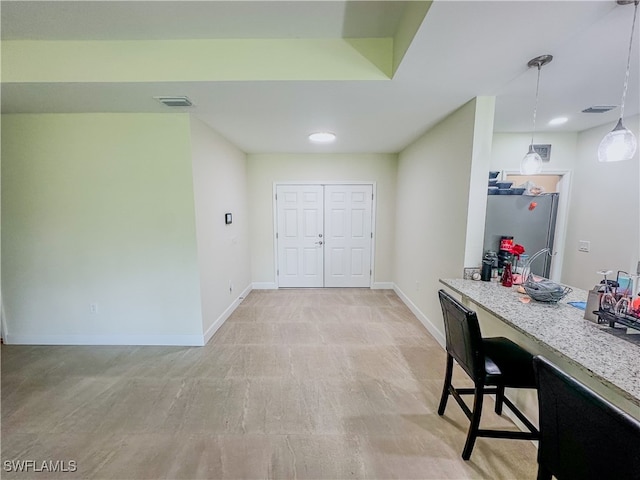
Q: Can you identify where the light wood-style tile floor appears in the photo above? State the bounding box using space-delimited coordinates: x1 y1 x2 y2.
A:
2 289 537 479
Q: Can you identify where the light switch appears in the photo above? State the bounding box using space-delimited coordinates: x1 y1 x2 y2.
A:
578 240 590 253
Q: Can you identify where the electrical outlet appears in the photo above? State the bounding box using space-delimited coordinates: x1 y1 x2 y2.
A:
578 240 590 253
90 303 98 314
415 281 420 291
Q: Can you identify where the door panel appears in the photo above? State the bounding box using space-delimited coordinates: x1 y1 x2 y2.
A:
324 185 373 287
351 209 365 237
303 209 319 237
283 248 298 275
330 248 344 275
276 185 324 287
284 209 297 237
351 248 365 275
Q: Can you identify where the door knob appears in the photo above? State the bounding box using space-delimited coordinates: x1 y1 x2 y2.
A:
319 234 323 238
315 241 323 245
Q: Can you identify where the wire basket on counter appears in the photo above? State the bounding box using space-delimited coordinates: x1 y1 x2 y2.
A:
521 249 572 303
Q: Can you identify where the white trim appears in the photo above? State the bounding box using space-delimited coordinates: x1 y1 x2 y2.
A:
274 181 376 186
549 171 572 283
272 182 280 287
0 293 7 342
372 282 394 290
369 182 377 288
252 282 278 290
393 283 445 347
203 283 253 345
3 333 205 346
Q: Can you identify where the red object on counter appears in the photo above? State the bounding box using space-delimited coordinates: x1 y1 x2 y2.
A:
632 296 640 313
529 202 537 211
501 263 514 287
509 244 525 259
499 237 514 251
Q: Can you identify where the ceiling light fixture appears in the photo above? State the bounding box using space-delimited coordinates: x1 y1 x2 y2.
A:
521 54 553 175
308 132 336 143
548 117 568 126
598 0 639 163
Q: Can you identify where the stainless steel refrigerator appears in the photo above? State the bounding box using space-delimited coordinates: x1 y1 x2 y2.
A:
483 193 559 278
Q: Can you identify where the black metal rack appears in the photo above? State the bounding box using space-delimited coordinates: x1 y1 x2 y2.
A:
595 309 640 333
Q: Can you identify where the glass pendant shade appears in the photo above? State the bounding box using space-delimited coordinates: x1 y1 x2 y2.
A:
599 1 639 163
598 118 638 163
520 145 543 174
521 55 552 176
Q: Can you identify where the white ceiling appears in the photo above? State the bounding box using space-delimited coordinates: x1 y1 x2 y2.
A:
2 0 639 154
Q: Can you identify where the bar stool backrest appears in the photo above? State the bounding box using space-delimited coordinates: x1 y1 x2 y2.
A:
438 290 485 384
533 356 640 480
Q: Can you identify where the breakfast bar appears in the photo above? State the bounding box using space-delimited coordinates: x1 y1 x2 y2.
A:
440 278 640 419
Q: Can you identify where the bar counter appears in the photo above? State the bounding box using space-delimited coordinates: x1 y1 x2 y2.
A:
440 278 640 416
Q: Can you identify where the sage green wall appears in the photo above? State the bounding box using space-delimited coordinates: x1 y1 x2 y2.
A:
393 99 481 342
246 153 398 287
1 113 203 344
3 39 391 83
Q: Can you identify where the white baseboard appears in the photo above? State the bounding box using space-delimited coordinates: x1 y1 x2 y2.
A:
0 295 7 343
203 283 253 344
252 282 278 290
4 333 205 346
393 284 445 348
253 282 394 290
372 282 394 290
238 283 253 299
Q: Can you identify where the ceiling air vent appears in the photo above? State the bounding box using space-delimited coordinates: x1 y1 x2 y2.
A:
154 96 193 107
582 105 616 113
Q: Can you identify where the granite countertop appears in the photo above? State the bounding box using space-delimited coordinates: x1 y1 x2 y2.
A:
440 278 640 408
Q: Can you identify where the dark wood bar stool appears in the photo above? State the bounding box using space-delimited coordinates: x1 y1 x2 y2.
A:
437 289 539 460
533 356 640 480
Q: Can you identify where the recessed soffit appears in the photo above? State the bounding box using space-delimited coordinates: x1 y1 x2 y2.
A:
1 1 432 82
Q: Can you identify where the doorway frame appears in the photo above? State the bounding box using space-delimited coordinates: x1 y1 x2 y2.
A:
272 181 377 288
502 169 572 283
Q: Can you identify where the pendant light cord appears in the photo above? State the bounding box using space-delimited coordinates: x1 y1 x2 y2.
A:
620 1 639 119
530 64 542 146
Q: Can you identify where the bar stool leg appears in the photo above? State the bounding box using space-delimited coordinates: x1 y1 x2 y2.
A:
536 465 553 480
462 385 484 460
494 384 505 415
438 354 454 415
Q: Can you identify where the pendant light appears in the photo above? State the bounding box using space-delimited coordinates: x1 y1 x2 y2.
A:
521 55 553 175
598 0 639 163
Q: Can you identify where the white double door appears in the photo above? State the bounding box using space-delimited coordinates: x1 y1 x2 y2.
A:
276 184 373 288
